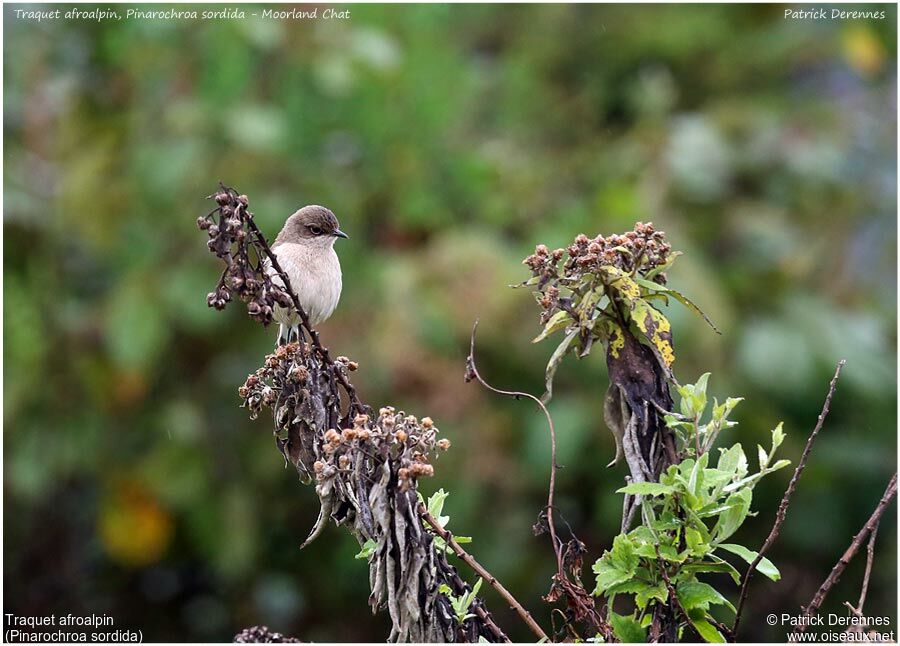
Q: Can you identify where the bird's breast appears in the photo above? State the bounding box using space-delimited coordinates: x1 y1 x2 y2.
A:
270 243 342 326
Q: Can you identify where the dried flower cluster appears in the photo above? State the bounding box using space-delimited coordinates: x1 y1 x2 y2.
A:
315 408 449 494
523 222 672 324
233 625 299 643
240 343 446 494
202 185 499 643
198 185 292 325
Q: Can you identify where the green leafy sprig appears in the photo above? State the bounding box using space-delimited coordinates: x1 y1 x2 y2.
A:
592 375 789 643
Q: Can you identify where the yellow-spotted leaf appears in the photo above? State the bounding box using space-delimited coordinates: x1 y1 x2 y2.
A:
632 299 676 367
578 286 606 324
599 266 640 304
597 317 626 360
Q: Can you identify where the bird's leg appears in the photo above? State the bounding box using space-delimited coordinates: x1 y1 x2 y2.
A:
277 324 288 346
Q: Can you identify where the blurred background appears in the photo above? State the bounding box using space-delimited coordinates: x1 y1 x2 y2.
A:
4 3 897 642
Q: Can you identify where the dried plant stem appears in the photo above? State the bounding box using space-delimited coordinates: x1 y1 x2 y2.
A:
420 506 548 643
465 321 563 575
732 360 845 637
466 321 610 641
800 472 897 629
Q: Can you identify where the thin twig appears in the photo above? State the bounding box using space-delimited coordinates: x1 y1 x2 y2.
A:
466 321 611 641
732 360 845 637
420 505 549 643
471 604 510 644
841 521 880 637
855 524 878 613
800 472 896 629
465 320 563 574
656 549 689 625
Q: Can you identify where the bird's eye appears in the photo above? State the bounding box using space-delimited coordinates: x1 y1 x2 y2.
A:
308 225 323 236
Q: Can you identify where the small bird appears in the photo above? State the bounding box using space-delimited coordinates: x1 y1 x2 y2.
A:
268 205 348 344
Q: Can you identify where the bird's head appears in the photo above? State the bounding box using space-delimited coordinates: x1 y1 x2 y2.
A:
278 205 348 248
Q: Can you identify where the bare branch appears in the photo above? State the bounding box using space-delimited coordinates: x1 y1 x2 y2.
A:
801 472 896 628
732 360 845 637
855 524 879 613
420 505 547 643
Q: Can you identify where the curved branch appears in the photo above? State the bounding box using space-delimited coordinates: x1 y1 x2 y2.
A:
465 320 563 575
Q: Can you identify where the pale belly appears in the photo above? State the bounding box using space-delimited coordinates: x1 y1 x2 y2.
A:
268 244 342 327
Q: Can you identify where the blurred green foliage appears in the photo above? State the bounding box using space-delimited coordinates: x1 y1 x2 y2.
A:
4 4 896 642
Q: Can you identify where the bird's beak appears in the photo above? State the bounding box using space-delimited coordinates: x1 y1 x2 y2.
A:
334 229 349 239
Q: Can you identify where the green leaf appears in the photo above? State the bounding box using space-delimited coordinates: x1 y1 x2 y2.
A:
533 310 572 343
467 577 483 607
354 538 377 560
702 468 733 491
688 452 709 499
757 444 769 470
592 557 633 596
716 444 748 480
609 612 647 644
542 328 579 402
635 582 668 610
717 543 781 581
511 276 541 288
771 422 785 451
427 489 450 528
768 459 791 472
685 527 708 556
616 482 676 497
712 397 743 423
634 276 721 334
714 488 752 541
676 581 735 613
609 534 639 573
656 543 687 563
689 617 725 643
693 373 711 415
681 559 741 585
593 535 639 596
604 580 649 596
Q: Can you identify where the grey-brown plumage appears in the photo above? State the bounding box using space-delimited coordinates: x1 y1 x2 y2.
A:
268 205 348 343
